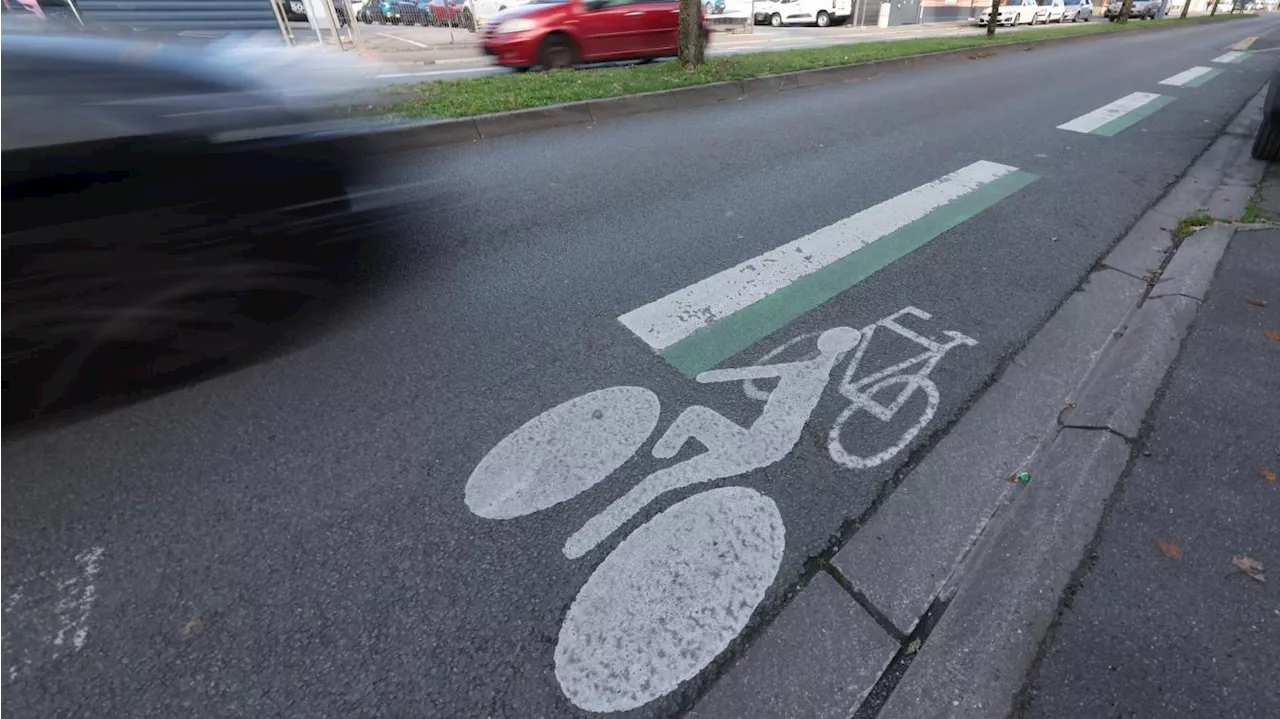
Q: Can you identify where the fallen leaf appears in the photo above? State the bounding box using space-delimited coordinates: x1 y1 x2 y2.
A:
1267 330 1280 342
181 617 204 636
1157 539 1184 560
1230 555 1266 583
1248 298 1268 307
1262 469 1278 484
905 637 922 655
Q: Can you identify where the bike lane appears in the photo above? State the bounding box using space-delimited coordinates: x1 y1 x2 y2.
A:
3 18 1279 719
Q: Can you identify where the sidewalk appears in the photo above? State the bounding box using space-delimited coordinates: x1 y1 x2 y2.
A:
1019 182 1280 714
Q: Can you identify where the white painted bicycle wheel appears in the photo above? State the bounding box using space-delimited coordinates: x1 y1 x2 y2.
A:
465 386 661 520
828 374 939 470
555 486 784 712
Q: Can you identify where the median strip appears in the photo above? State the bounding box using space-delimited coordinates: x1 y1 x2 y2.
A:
1057 92 1175 137
373 15 1252 120
618 161 1038 377
1159 65 1222 87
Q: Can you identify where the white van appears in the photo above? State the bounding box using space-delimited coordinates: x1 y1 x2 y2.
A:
756 0 852 27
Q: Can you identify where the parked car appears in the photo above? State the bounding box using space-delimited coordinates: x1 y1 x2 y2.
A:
1061 0 1094 21
976 0 1039 25
758 0 851 27
1106 0 1159 19
1032 0 1066 23
481 0 708 70
359 0 428 24
2 33 389 418
428 0 470 26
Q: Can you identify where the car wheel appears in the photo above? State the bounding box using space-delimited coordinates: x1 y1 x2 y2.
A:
816 10 830 27
770 12 782 27
539 33 576 70
1252 115 1280 161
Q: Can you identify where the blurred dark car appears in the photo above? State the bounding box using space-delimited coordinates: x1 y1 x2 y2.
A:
2 33 385 418
1253 69 1280 161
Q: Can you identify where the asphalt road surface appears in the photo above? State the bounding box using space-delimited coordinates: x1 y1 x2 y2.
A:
5 16 1280 718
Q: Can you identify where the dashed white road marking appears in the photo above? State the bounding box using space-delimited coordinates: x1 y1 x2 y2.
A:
1159 66 1215 86
1057 92 1166 134
617 160 1020 354
3 546 107 684
376 31 432 49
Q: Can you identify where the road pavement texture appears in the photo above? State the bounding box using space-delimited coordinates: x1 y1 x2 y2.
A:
4 16 1280 718
1018 224 1280 718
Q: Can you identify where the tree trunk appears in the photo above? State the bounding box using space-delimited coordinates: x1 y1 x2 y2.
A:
678 0 706 68
987 0 1000 38
1210 0 1220 14
1118 0 1134 22
1179 0 1190 19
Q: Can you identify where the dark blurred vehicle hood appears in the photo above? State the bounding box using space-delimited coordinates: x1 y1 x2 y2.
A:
1 32 374 152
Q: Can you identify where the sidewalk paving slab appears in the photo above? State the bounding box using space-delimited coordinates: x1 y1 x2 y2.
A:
688 573 897 719
877 427 1132 719
832 266 1143 635
1021 226 1280 719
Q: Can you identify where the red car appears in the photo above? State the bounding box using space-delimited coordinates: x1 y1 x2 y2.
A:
481 0 705 70
428 0 470 28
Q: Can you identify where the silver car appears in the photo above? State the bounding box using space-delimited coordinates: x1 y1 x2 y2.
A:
1106 0 1159 19
1032 0 1067 23
1062 0 1094 21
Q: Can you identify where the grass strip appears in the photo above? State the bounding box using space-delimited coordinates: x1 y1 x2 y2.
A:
375 15 1252 119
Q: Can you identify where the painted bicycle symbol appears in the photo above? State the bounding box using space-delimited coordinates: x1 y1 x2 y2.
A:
463 306 976 713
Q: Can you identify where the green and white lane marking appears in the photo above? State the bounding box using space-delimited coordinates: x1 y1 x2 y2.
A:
1160 66 1223 88
618 160 1038 377
1057 92 1175 137
1212 50 1249 64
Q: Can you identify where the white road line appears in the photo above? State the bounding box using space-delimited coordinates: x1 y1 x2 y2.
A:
1159 66 1215 87
1056 92 1164 134
376 31 432 49
1212 50 1246 64
617 160 1019 353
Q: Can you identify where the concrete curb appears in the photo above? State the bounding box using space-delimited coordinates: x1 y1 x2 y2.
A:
867 88 1267 719
359 18 1254 153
